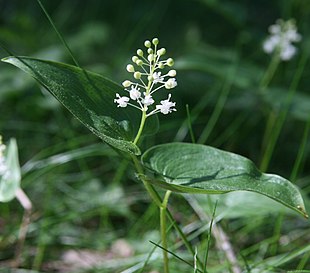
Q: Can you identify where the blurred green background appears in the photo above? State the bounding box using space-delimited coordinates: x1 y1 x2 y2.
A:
1 0 310 272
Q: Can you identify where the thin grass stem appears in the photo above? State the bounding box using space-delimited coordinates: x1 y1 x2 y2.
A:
161 190 172 273
197 56 238 144
186 104 196 143
36 0 80 67
260 53 280 90
203 200 218 273
290 119 310 182
259 47 309 171
150 241 203 273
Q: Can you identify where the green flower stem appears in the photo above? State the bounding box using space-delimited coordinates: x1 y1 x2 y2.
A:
133 56 155 145
259 52 281 171
260 52 280 90
260 49 308 172
133 111 147 145
161 190 171 273
259 111 277 172
130 155 203 269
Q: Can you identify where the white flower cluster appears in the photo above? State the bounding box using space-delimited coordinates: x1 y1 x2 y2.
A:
0 136 10 180
263 19 302 61
114 38 177 116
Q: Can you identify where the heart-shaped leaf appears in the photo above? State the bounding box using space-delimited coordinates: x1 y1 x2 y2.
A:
141 142 308 218
2 56 159 155
0 139 21 202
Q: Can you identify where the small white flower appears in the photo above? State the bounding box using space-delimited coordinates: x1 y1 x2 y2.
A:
263 19 301 61
269 24 281 35
156 94 176 114
114 93 129 107
165 78 177 89
116 38 177 116
128 85 141 100
280 42 297 61
142 93 155 106
263 35 280 53
285 29 301 42
153 72 164 84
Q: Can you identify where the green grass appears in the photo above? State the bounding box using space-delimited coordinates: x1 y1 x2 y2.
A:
1 0 310 272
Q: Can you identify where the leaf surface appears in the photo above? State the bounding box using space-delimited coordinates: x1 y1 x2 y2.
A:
141 142 308 218
2 57 159 155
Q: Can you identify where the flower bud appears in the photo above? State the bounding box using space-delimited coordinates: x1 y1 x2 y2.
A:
137 49 143 56
167 58 174 66
147 48 153 54
136 59 143 66
168 70 176 77
148 75 153 81
157 48 166 56
152 38 159 45
165 78 177 89
148 54 155 62
132 56 139 62
126 64 135 72
134 72 141 79
122 80 132 87
144 40 151 48
158 63 165 69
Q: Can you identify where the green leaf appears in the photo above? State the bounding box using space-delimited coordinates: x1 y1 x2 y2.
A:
0 139 21 202
141 142 308 218
2 56 159 155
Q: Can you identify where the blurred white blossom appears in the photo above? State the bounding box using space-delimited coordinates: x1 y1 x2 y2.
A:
115 38 177 116
0 136 10 180
263 19 301 61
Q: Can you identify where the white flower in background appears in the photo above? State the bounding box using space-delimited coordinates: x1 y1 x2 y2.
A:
115 38 177 117
0 136 10 180
263 19 302 61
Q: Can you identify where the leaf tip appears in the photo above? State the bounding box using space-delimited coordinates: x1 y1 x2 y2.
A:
297 205 308 219
1 56 10 63
1 56 16 65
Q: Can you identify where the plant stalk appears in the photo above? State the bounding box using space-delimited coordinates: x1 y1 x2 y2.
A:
131 155 203 269
260 52 280 90
161 190 171 273
133 111 147 145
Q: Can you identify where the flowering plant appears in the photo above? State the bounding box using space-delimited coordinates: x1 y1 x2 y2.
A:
115 38 177 117
263 19 301 61
2 36 308 273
